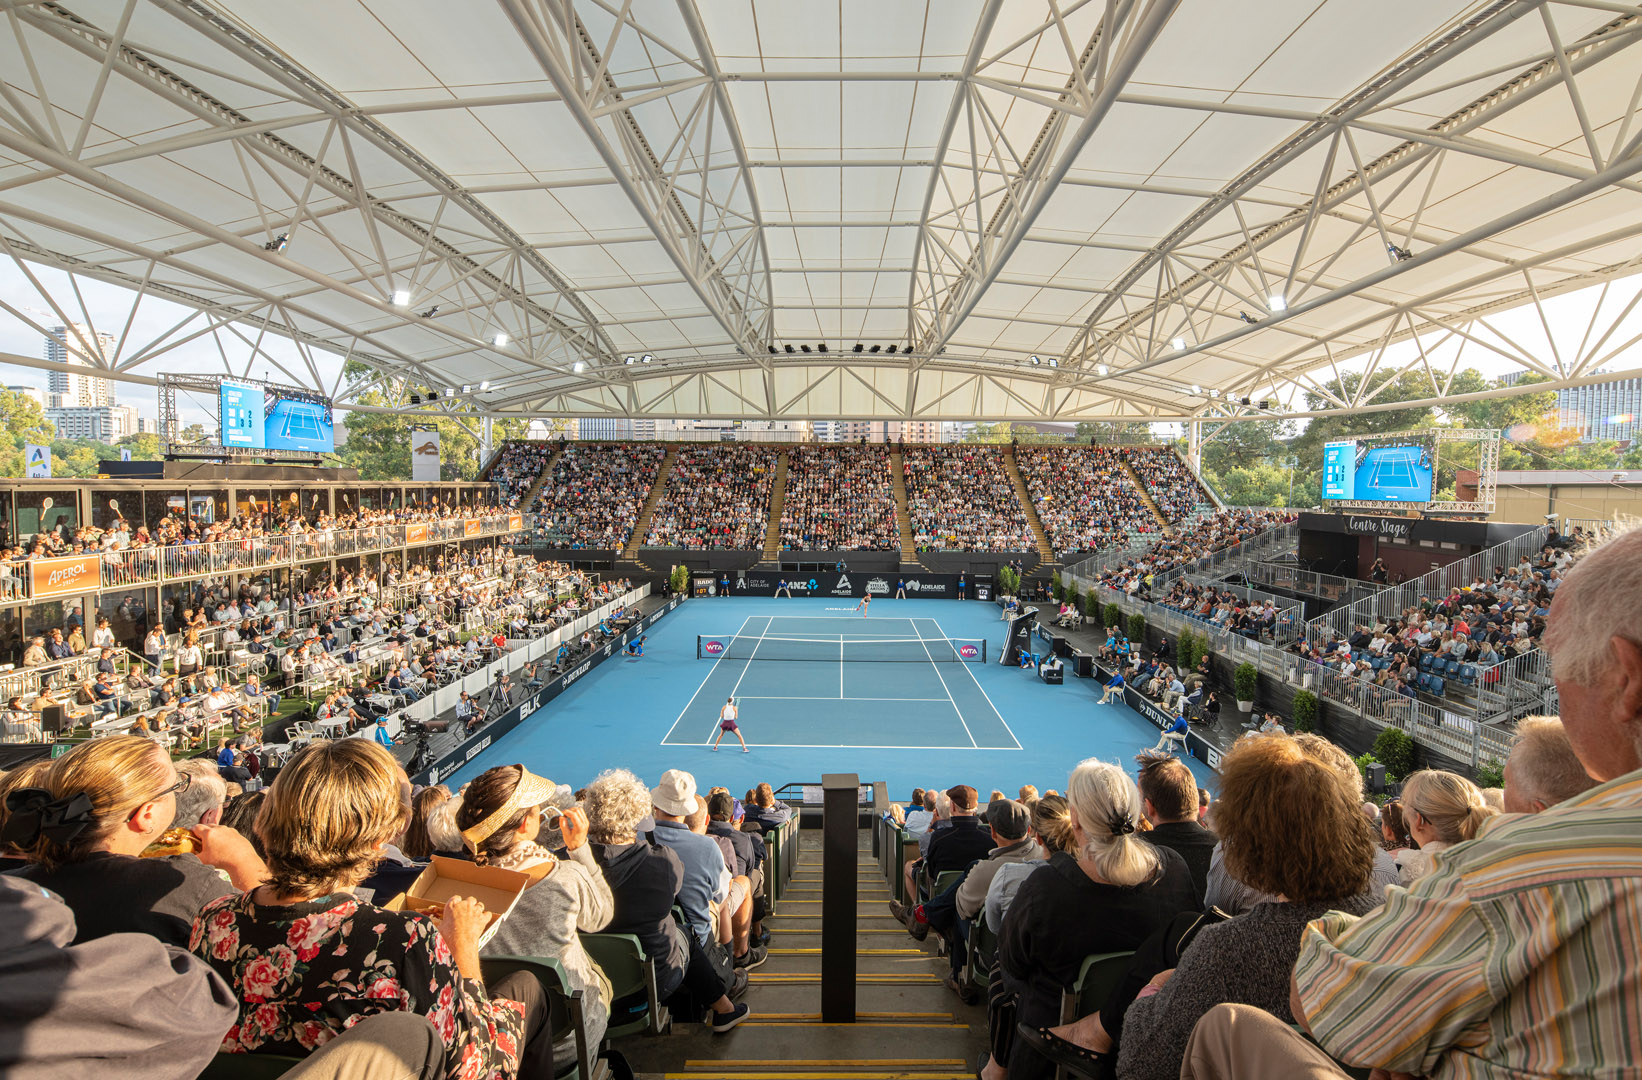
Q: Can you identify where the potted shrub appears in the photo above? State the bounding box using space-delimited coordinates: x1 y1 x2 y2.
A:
1292 688 1318 733
1051 571 1063 602
1233 661 1258 713
1085 587 1100 618
1103 602 1122 630
1371 727 1417 782
1127 612 1147 646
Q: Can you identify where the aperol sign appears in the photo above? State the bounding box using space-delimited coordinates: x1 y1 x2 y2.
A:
32 555 101 598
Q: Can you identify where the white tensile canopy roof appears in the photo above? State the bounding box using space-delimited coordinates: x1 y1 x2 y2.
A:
2 0 1641 423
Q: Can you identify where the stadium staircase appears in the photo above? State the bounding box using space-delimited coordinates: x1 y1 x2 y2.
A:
888 449 925 572
624 827 985 1080
1119 459 1171 533
758 448 790 567
1002 446 1057 570
515 443 565 513
624 446 678 567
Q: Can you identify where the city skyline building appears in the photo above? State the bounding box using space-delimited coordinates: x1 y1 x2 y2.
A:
44 324 115 408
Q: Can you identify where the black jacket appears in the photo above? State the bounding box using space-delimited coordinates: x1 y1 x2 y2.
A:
594 839 687 979
926 815 995 877
1143 820 1219 906
705 821 759 877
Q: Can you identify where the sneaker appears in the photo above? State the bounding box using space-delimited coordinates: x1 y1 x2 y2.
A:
728 969 749 1000
943 971 979 1006
711 1002 751 1033
735 944 768 970
888 900 929 941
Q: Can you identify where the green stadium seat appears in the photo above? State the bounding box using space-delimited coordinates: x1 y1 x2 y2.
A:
480 954 600 1080
1058 951 1135 1024
966 909 998 991
579 931 670 1037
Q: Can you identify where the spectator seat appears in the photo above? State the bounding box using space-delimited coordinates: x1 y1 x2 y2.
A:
579 932 670 1037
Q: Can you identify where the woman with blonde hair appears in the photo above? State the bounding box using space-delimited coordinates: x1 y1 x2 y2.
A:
1024 732 1382 1080
4 735 261 945
1396 768 1497 883
984 761 1197 1080
190 739 552 1078
456 764 615 1062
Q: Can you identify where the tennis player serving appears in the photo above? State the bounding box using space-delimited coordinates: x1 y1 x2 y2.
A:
854 593 871 617
712 695 748 752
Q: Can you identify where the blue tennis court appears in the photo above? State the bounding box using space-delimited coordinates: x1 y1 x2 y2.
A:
663 615 1018 750
442 597 1216 798
1354 443 1433 501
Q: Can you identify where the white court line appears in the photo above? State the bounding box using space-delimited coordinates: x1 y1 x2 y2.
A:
659 614 751 745
735 695 954 701
713 617 772 744
729 742 1007 751
921 616 1023 751
911 618 976 749
839 634 844 698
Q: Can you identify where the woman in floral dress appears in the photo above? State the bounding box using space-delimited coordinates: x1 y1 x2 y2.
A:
190 740 553 1079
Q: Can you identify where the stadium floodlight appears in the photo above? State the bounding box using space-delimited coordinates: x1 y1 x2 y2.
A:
409 393 421 404
1268 293 1287 312
1029 355 1041 365
426 390 438 400
1239 311 1258 324
853 343 863 353
1048 357 1059 368
886 344 898 354
462 384 472 394
769 346 778 355
1208 388 1218 397
264 234 288 252
479 381 490 390
641 354 652 363
492 332 509 347
1096 363 1109 376
785 344 796 354
1388 243 1414 262
1191 384 1201 395
572 360 587 373
817 343 828 353
624 355 635 364
392 289 411 306
800 344 812 353
1170 337 1185 351
869 345 881 353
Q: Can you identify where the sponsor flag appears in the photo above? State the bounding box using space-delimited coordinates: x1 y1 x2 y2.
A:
25 443 50 478
411 429 441 481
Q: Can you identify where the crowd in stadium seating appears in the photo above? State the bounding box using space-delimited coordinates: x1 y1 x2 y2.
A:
646 445 777 549
490 441 556 509
778 446 900 551
1286 541 1573 703
1015 446 1161 555
1153 579 1292 641
1124 446 1209 523
0 733 791 1077
532 443 665 549
1098 509 1297 595
903 446 1035 552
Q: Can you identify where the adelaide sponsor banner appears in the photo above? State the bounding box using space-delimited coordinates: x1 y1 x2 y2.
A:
406 523 429 544
415 596 683 786
464 519 481 538
1089 657 1224 773
31 554 101 598
411 429 441 482
730 569 967 598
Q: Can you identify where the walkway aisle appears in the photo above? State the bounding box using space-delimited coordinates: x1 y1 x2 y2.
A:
628 828 989 1079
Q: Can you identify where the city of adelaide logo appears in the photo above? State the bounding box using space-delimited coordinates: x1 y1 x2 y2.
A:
703 640 725 655
959 644 979 659
414 440 439 456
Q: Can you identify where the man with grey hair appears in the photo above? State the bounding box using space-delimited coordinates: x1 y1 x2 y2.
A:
172 759 228 828
1503 714 1598 814
1182 527 1642 1080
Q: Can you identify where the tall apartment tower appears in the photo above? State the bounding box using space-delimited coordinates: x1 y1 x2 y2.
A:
45 324 115 407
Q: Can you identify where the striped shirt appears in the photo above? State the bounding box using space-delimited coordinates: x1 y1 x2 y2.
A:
1293 767 1642 1079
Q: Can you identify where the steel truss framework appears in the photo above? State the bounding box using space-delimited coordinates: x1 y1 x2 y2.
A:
1 0 1641 426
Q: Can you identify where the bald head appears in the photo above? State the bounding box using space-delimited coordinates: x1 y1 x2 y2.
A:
1503 715 1598 814
1543 527 1642 781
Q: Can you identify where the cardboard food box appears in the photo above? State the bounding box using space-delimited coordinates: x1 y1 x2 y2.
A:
384 855 530 947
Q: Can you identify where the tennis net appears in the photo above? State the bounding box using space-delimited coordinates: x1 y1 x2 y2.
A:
697 634 987 663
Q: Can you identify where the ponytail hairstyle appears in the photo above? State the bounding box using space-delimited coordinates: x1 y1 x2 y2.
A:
1030 793 1074 854
1065 758 1160 887
1401 769 1496 846
8 736 174 869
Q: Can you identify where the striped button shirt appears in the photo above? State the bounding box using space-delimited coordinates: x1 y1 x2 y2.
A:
1294 766 1642 1079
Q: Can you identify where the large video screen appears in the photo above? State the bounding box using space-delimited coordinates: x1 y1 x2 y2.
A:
1322 437 1435 503
220 381 335 453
